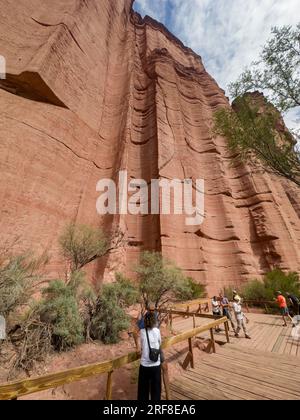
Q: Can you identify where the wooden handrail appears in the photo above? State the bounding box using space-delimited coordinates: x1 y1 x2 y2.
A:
0 317 228 400
159 308 221 320
244 300 277 305
171 298 210 311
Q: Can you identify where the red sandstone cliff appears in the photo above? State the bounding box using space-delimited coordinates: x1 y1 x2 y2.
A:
0 0 300 294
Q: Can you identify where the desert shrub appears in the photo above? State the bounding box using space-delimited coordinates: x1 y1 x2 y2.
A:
176 277 206 301
237 270 300 308
59 223 109 270
90 274 138 344
242 270 300 302
241 280 271 302
37 279 84 350
8 312 52 378
135 251 205 307
222 285 239 300
263 270 300 297
0 253 48 319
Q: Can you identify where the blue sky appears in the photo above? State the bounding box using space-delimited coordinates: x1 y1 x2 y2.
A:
134 0 300 131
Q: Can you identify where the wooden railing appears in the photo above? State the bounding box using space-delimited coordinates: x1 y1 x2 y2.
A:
244 300 278 314
159 308 229 337
170 298 210 315
0 316 229 401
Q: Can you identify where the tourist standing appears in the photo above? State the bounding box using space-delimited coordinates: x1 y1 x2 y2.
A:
220 293 236 332
137 311 162 401
276 292 294 327
233 297 251 339
212 296 222 333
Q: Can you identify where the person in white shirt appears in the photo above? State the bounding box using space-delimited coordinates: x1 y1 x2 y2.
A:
211 296 222 333
137 311 161 401
233 297 251 339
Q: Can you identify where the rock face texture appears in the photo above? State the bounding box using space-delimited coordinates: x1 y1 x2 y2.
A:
0 0 300 294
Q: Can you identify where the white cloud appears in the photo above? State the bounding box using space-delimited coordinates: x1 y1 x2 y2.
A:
134 0 168 24
134 0 300 131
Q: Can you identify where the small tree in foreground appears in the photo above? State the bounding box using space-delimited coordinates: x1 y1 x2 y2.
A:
135 251 206 308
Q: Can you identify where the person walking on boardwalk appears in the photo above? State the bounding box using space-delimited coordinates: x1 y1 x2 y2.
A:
220 293 236 332
137 311 162 401
233 296 251 339
276 292 294 327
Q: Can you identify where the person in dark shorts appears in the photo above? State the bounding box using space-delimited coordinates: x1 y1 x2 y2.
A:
276 292 294 327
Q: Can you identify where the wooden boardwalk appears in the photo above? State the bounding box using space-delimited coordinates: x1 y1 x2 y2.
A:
170 313 300 400
170 344 300 400
172 312 300 357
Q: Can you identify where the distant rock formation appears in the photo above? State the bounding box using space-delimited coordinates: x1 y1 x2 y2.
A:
0 0 299 294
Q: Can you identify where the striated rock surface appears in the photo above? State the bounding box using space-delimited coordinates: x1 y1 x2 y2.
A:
0 0 300 294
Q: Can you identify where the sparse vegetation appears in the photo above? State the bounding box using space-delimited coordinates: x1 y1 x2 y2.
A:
135 251 206 308
214 24 300 187
213 95 300 186
225 270 300 305
0 253 48 320
37 279 84 351
90 273 138 344
229 24 300 113
59 223 124 270
0 230 206 379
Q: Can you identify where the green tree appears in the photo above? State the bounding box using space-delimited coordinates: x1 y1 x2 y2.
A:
135 251 205 308
59 223 109 271
0 252 48 319
59 223 124 271
176 277 206 301
230 24 300 112
213 95 300 186
263 269 300 297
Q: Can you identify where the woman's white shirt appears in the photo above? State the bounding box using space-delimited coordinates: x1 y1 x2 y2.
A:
233 302 244 321
140 327 161 367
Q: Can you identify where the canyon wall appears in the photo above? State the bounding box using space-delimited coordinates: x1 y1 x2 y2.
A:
0 0 300 294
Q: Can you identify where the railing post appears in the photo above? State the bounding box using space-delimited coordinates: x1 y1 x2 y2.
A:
193 314 196 329
162 363 171 400
188 338 194 369
199 304 202 314
170 312 173 332
225 321 230 343
105 371 113 400
210 328 216 353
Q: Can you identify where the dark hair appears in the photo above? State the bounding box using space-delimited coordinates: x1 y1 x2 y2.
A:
144 311 157 329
